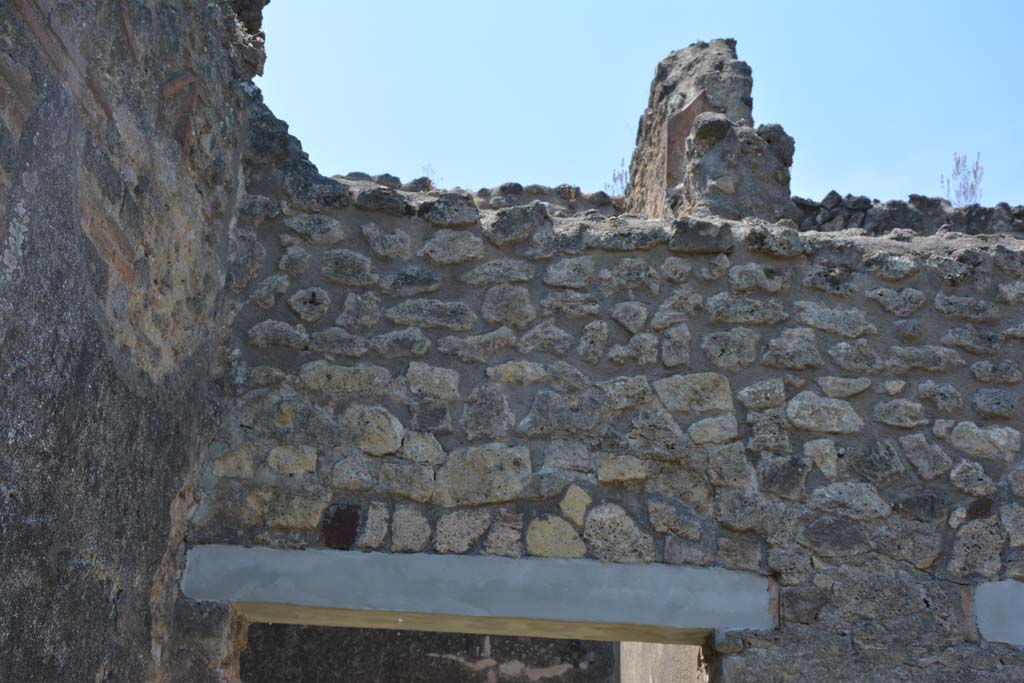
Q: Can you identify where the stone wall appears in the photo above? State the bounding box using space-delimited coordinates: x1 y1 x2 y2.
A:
193 120 1024 679
4 1 1024 681
0 1 262 681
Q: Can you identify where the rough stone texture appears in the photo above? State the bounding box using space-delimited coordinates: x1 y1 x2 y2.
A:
8 11 1024 682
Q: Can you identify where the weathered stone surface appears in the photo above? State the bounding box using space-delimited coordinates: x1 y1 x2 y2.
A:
539 291 601 318
653 372 732 413
917 380 964 413
279 245 311 277
971 359 1023 384
706 292 788 325
483 510 524 557
745 224 803 257
212 444 256 479
434 510 492 553
949 517 1006 578
1001 504 1024 547
419 230 485 264
248 320 309 349
285 213 346 245
971 388 1017 419
949 421 1021 461
321 248 377 286
407 362 460 401
481 201 548 246
828 340 884 374
486 361 548 385
935 293 998 322
795 301 877 339
650 288 703 330
385 299 477 331
438 326 517 363
817 376 872 398
949 459 997 496
411 399 452 434
391 506 432 552
786 391 864 434
601 257 661 295
647 500 701 541
941 325 1001 355
608 333 659 367
612 334 660 369
356 502 390 549
747 409 794 454
702 327 759 370
661 257 693 283
899 433 953 479
401 431 447 465
517 320 575 356
331 454 375 491
370 327 431 358
661 323 692 368
596 376 655 410
761 327 824 369
886 345 965 374
300 361 392 396
267 445 317 474
804 439 839 479
584 504 656 563
544 256 594 289
729 262 786 293
463 384 515 441
849 438 906 483
873 399 929 428
380 265 441 296
340 404 405 456
460 259 535 285
378 462 435 502
611 301 649 334
667 217 736 254
559 485 592 527
482 284 537 329
361 222 413 260
418 192 480 227
337 292 382 330
518 389 607 437
596 454 649 484
577 321 609 364
526 516 586 558
809 482 891 520
434 444 532 507
865 287 927 317
312 327 370 357
687 413 739 444
708 442 755 489
252 274 289 309
737 378 786 410
758 454 811 501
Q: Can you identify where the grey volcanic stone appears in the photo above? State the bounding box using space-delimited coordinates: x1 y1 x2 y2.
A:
385 299 477 331
361 222 413 260
786 391 864 434
420 230 485 264
460 259 536 285
482 285 537 329
481 201 549 246
322 249 378 286
370 328 431 358
463 384 516 441
702 327 759 370
584 504 655 563
761 327 823 369
439 326 517 363
380 265 442 296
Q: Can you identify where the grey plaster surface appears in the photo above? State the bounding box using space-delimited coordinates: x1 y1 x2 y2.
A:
975 580 1024 648
182 544 772 634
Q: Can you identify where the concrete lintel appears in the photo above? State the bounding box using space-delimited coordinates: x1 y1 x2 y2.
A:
975 579 1024 647
182 545 773 644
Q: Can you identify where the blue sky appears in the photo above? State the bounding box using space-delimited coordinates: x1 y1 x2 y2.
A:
257 1 1023 205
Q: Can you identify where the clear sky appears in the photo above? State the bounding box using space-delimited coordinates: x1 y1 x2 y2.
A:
257 1 1023 205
